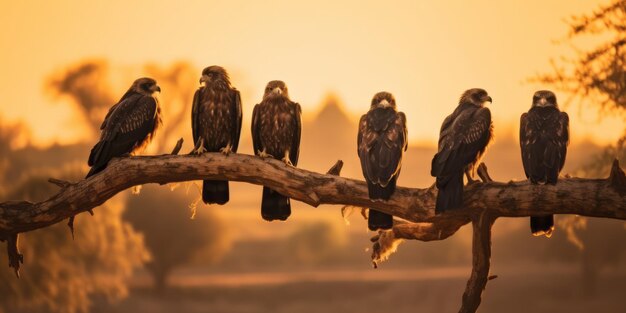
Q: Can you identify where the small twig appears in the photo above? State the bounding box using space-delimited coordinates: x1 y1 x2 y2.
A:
477 163 493 183
170 138 184 155
48 178 71 188
6 234 23 278
326 160 344 176
608 159 625 196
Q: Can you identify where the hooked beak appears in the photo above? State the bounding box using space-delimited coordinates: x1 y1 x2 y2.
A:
482 95 492 104
379 99 390 107
272 87 282 95
151 85 161 93
539 98 547 106
199 75 210 85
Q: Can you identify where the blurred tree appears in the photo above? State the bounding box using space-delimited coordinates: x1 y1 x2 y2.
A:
46 60 116 136
286 221 347 266
124 185 231 291
0 166 148 313
533 0 626 295
144 61 198 152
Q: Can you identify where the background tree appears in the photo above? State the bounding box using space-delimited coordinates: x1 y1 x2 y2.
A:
0 166 148 313
124 185 232 291
533 0 626 295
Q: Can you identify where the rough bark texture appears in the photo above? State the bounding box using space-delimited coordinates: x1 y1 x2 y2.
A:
0 151 624 313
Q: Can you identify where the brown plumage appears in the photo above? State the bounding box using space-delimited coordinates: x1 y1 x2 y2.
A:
251 80 301 221
191 66 242 205
358 92 408 230
520 90 569 237
431 88 493 213
87 77 162 178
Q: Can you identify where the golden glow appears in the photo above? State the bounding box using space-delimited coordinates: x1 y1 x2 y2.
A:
0 0 622 146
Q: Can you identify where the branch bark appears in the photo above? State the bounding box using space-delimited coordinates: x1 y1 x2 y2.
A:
0 152 624 313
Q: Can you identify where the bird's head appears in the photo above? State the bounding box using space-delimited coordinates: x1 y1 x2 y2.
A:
532 90 557 108
459 88 492 107
263 80 289 100
371 91 396 110
131 77 161 96
199 65 231 87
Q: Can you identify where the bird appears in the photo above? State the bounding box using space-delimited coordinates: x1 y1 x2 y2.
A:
191 66 242 205
87 77 162 178
520 90 569 237
357 92 408 230
431 88 494 213
251 80 302 221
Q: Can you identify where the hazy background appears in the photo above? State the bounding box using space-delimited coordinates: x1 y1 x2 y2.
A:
0 1 625 313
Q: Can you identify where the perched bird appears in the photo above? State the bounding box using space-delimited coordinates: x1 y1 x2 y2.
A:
357 92 408 230
87 77 162 178
520 90 569 237
191 66 242 205
251 80 302 221
431 88 493 213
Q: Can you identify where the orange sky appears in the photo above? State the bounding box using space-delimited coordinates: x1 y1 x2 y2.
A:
0 0 623 146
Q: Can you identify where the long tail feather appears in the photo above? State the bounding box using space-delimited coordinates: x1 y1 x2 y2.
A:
202 180 229 205
261 187 290 221
435 172 464 214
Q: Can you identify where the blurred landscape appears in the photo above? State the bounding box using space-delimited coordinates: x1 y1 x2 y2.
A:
0 60 625 313
1 1 626 313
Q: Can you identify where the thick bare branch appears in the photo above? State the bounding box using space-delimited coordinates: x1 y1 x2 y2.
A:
459 213 495 313
0 153 624 237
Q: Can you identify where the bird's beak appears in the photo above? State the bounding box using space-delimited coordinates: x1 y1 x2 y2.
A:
151 85 161 93
482 95 492 104
199 75 210 85
539 98 547 106
379 99 390 107
272 87 282 95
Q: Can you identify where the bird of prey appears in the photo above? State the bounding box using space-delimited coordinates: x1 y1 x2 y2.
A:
520 90 569 237
358 92 408 230
431 88 493 213
191 66 242 205
251 80 301 221
87 77 162 178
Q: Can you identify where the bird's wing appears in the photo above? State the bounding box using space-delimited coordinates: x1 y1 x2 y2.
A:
519 112 531 178
289 102 302 166
231 89 243 152
251 103 262 155
432 107 492 177
100 102 121 130
90 95 157 168
191 88 203 145
557 112 570 171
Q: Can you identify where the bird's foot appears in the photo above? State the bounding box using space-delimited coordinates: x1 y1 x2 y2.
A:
220 144 233 156
191 138 207 155
258 150 274 158
281 156 294 167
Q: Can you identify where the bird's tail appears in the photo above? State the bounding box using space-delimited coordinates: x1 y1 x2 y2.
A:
530 215 555 238
261 187 291 221
202 180 229 205
367 180 395 230
435 172 464 214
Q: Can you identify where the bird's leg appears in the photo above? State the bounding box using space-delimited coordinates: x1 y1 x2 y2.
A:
257 148 274 158
191 138 207 155
281 150 294 167
219 143 233 156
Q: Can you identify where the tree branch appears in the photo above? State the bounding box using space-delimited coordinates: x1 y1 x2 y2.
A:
0 153 624 313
